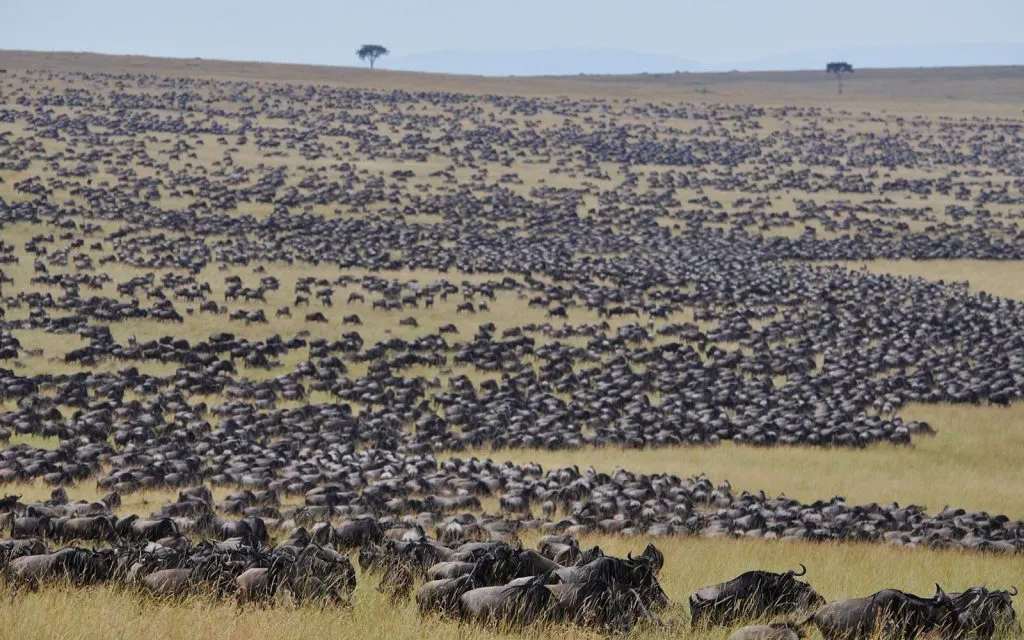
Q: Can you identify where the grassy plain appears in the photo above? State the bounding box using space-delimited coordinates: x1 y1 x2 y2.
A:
1 50 1024 639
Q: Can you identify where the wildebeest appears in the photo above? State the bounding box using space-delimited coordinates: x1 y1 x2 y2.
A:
377 558 414 604
235 555 293 605
142 568 194 599
458 570 557 627
0 537 47 567
546 574 656 629
335 519 384 550
418 557 493 616
52 515 117 541
116 516 178 541
950 586 1020 640
800 585 959 640
555 556 669 611
8 547 113 590
690 564 824 627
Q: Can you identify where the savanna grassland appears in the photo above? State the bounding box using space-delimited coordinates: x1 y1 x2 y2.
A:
1 50 1024 639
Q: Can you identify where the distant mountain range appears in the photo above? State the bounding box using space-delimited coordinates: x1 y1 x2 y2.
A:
389 43 1024 76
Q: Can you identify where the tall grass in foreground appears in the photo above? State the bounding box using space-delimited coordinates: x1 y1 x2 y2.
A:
1 536 1021 640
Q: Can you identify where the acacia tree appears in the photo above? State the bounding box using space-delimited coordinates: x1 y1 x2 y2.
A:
357 44 389 70
826 61 854 95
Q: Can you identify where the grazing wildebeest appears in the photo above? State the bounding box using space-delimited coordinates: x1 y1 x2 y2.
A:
950 586 1020 640
690 565 824 628
458 570 557 626
116 515 178 541
142 568 194 599
800 585 958 640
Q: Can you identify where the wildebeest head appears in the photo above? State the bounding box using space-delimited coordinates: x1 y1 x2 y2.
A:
488 545 524 583
577 545 604 566
775 564 825 611
630 543 663 574
358 542 387 573
0 494 22 511
951 586 1021 640
626 559 670 610
468 553 496 586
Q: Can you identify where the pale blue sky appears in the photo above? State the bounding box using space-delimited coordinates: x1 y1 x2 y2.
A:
3 0 1022 73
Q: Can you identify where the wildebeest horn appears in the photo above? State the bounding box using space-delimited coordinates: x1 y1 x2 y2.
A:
793 563 807 577
1010 586 1019 597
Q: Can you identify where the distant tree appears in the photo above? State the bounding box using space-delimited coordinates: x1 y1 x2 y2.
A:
826 61 854 95
357 45 389 70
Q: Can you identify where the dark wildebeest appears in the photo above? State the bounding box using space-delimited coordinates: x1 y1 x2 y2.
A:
52 515 117 542
458 570 557 627
235 555 294 605
116 515 178 541
286 545 357 605
0 538 47 567
142 568 193 599
377 558 415 604
11 516 51 538
950 586 1020 640
8 547 114 590
418 556 493 616
555 556 669 611
335 519 385 550
690 564 824 628
546 574 656 629
800 585 959 640
0 494 22 511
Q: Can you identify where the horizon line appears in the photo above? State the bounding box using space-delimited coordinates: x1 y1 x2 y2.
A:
3 47 1023 78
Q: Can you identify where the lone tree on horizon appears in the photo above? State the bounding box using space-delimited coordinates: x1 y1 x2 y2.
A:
826 61 854 95
357 45 389 70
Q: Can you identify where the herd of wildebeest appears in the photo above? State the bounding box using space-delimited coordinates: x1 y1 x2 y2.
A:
0 63 1023 636
0 484 1020 639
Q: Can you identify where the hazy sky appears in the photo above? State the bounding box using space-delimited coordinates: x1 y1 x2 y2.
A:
3 0 1022 71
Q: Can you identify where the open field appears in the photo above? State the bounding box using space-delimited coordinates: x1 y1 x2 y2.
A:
1 50 1024 639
